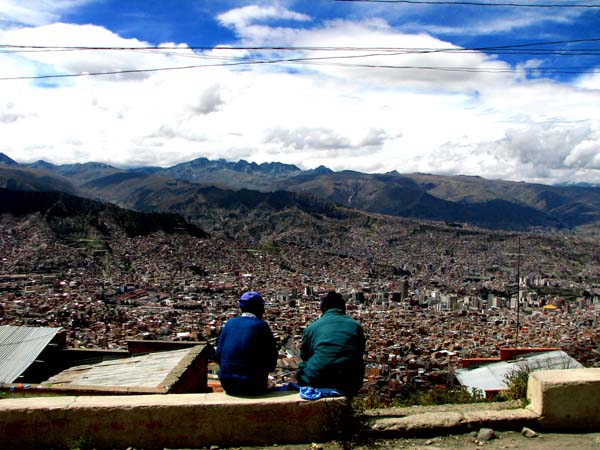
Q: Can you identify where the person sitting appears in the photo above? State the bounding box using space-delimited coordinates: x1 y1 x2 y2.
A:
296 291 366 396
216 291 278 396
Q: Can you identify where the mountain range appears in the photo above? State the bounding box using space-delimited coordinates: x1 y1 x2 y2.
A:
1 152 599 236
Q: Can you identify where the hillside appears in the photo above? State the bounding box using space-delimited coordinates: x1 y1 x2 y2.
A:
0 188 206 254
79 171 359 240
0 164 79 195
275 171 565 231
3 152 600 234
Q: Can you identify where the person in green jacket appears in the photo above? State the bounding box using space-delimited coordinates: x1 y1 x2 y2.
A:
297 291 366 396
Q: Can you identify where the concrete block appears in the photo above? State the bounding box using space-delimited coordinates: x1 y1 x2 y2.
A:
0 391 349 449
369 407 538 438
462 408 538 430
527 368 600 431
370 411 464 436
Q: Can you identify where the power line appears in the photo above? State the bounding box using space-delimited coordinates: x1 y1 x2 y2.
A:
2 43 599 62
335 0 600 7
1 37 598 81
2 37 600 52
1 54 597 81
298 60 600 73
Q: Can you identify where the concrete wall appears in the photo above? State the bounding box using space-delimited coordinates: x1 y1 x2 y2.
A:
2 368 599 449
161 345 211 394
0 391 349 449
527 367 600 431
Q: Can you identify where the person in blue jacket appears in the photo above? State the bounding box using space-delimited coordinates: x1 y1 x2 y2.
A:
297 291 366 396
216 291 278 396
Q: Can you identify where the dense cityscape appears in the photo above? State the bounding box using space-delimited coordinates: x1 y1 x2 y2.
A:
1 210 599 402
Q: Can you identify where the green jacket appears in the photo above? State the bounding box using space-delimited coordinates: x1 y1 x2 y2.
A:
297 308 366 395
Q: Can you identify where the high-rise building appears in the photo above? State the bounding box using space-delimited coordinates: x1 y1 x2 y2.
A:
401 278 409 299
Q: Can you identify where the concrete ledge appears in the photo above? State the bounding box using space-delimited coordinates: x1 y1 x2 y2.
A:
528 368 600 431
368 406 538 438
3 368 599 448
0 391 349 449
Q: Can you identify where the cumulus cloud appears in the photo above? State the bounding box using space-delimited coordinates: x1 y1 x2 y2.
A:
218 5 311 30
0 102 25 123
576 72 600 91
359 128 389 147
0 1 599 185
189 84 224 114
0 0 91 27
565 139 600 170
433 124 600 183
216 18 514 92
264 126 352 151
2 23 164 80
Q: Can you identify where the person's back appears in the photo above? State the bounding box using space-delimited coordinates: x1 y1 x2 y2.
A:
216 292 277 396
297 292 365 395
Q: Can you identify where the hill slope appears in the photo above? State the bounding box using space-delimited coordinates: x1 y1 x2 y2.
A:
0 188 207 253
3 152 600 234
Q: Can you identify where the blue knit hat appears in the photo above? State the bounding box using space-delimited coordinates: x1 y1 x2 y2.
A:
239 291 264 308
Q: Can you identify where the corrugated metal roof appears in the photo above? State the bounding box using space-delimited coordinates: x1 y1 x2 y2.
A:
455 350 583 393
0 325 62 384
43 347 197 389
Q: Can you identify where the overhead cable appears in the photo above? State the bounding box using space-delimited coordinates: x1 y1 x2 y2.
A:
1 37 599 81
335 0 600 7
1 37 600 52
1 54 598 81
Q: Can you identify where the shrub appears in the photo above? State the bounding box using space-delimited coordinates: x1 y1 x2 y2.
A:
501 365 530 402
418 385 484 406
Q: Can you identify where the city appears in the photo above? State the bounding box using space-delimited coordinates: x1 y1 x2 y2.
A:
1 209 598 402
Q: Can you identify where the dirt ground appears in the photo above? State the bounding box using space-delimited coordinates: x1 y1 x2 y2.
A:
359 430 600 449
222 430 600 450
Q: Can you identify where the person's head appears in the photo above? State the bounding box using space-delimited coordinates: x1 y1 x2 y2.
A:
239 291 265 318
320 291 345 313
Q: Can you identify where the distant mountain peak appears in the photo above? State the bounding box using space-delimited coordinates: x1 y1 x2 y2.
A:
27 160 57 170
306 165 333 175
0 153 19 166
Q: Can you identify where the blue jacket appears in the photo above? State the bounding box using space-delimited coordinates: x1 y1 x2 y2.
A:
297 308 365 395
216 314 277 395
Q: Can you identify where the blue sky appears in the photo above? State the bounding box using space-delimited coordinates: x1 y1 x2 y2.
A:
0 0 599 185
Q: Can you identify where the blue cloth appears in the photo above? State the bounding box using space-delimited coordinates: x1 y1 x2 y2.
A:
299 386 344 400
216 315 277 396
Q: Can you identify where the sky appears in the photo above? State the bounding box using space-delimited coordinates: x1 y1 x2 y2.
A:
0 0 599 185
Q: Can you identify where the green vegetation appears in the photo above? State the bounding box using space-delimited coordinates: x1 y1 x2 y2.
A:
67 436 95 450
501 367 529 403
418 386 484 406
263 239 282 255
357 385 485 410
279 260 295 272
531 286 580 302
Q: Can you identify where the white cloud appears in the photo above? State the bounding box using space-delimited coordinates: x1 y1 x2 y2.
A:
430 123 600 184
188 84 224 115
576 71 600 91
0 0 92 27
428 9 581 36
0 2 599 185
218 5 311 30
264 127 351 151
564 139 600 170
1 23 167 80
